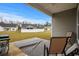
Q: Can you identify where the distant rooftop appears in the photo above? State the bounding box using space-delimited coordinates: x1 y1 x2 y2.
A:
0 22 17 27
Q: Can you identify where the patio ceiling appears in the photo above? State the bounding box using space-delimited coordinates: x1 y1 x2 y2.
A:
27 3 77 16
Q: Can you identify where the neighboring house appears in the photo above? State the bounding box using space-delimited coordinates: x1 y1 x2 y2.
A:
21 24 45 32
10 27 17 31
22 24 35 29
21 24 44 29
0 22 17 31
0 21 50 32
44 26 51 31
0 26 4 31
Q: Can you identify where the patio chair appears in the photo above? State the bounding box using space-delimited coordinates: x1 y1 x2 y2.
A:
44 32 73 56
44 36 70 56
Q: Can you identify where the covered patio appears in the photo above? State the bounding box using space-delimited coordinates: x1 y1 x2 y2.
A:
28 3 77 38
1 3 79 56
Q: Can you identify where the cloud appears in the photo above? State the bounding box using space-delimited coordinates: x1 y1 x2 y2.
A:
0 12 51 24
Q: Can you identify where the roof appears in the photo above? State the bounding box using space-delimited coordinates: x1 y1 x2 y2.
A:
0 22 17 27
28 3 77 16
22 24 44 29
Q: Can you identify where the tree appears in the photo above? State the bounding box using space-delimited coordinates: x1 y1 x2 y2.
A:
45 22 51 26
17 23 22 32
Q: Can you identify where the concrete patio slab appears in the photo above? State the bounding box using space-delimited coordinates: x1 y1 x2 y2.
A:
11 37 50 56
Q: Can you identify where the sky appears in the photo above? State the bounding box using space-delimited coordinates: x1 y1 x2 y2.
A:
0 3 51 24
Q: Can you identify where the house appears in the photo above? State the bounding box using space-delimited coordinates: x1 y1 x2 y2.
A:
0 22 17 31
21 24 45 32
0 26 4 31
0 21 46 32
21 24 45 29
22 24 36 29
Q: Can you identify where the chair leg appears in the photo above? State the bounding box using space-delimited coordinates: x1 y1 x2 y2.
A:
47 48 49 56
44 45 45 56
44 44 49 56
56 53 57 56
63 51 66 56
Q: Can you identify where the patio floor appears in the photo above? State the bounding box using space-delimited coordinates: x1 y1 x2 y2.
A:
8 44 27 56
10 37 50 56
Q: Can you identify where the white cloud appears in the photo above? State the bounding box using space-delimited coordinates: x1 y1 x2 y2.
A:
0 12 34 23
0 12 51 24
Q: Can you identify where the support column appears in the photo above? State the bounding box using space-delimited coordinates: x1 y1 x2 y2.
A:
51 9 77 44
77 4 79 44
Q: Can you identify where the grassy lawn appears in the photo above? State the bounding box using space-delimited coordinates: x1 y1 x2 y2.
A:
0 31 51 42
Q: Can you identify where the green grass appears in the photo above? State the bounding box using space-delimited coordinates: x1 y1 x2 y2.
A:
0 31 51 42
